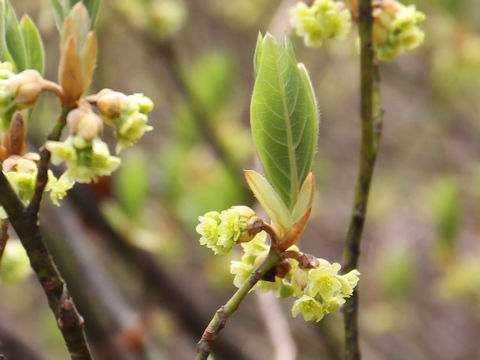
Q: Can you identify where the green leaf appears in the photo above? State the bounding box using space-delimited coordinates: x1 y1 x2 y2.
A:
0 0 5 60
114 151 148 219
50 0 99 31
253 32 263 77
4 1 27 71
20 15 45 74
244 169 292 233
48 0 65 31
250 33 318 209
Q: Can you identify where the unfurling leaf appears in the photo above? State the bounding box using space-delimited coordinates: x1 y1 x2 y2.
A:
250 33 318 210
244 169 292 234
58 36 83 106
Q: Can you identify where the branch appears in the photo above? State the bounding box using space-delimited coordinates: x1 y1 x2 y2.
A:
0 169 92 359
342 1 383 360
27 107 68 216
0 219 9 263
196 248 281 360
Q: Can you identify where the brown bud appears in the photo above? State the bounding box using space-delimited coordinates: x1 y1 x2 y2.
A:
23 152 40 162
58 37 84 106
77 113 103 140
0 146 7 161
2 155 21 172
7 113 25 155
67 108 84 134
275 259 291 278
15 83 42 108
97 90 127 119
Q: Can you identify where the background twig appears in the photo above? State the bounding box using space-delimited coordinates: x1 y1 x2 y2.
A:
342 1 383 359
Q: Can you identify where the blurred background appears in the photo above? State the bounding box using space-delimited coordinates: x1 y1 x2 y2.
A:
1 0 480 359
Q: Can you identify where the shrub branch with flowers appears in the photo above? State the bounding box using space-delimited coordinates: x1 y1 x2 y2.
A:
195 0 425 359
0 2 153 359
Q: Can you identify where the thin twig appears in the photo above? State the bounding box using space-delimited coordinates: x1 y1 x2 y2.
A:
196 248 281 359
0 219 8 264
341 1 383 360
27 108 69 216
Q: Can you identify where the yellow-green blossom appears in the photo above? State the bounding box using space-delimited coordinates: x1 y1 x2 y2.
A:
291 260 360 322
45 171 74 206
97 91 154 153
373 3 426 61
3 157 38 203
46 136 121 183
197 206 256 255
290 0 352 47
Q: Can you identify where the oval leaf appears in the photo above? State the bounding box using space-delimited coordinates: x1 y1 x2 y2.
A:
250 33 318 210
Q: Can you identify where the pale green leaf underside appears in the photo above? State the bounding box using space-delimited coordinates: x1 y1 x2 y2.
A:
250 34 318 210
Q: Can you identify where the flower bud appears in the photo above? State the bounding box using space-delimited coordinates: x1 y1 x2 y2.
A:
67 106 103 141
97 90 128 121
15 82 42 109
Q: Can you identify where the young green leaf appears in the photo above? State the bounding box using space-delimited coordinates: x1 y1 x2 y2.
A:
253 32 263 78
20 15 45 74
48 0 65 31
250 33 318 210
4 1 27 71
0 0 5 60
49 0 100 31
291 172 314 223
244 169 292 233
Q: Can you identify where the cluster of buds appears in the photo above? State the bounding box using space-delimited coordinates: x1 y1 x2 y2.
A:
114 0 186 39
0 63 57 131
46 102 121 183
230 232 298 298
94 90 154 153
372 0 426 61
196 206 257 255
291 260 360 321
289 0 352 47
197 204 360 321
0 114 71 210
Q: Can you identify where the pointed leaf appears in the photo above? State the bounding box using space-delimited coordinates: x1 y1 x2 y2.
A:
244 169 292 233
58 36 83 105
0 1 5 60
253 32 263 78
250 34 318 210
4 1 27 71
48 0 66 31
20 15 45 74
80 31 97 90
279 207 311 250
291 172 314 222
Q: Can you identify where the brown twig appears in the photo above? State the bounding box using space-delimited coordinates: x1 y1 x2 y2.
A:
342 1 383 359
0 170 91 359
0 219 8 263
27 107 69 216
